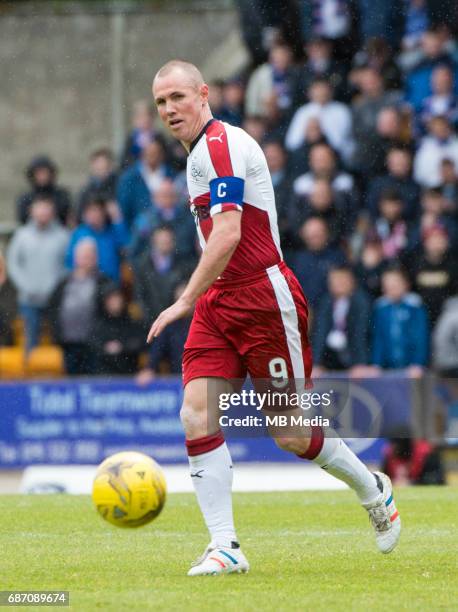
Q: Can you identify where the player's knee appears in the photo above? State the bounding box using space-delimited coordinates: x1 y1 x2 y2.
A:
180 392 209 438
274 436 310 455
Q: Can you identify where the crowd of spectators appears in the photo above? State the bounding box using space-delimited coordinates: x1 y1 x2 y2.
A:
2 0 458 381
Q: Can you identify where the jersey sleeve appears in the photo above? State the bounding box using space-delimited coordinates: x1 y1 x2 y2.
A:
203 122 247 217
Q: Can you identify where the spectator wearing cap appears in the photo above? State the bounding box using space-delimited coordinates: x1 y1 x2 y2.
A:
367 146 420 220
77 148 118 218
288 216 346 309
372 266 429 371
286 78 355 164
403 224 458 325
49 238 112 375
90 285 145 376
312 265 371 371
7 196 69 353
16 155 72 226
414 116 458 188
65 196 128 283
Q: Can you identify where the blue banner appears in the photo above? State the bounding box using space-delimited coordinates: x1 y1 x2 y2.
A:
0 377 413 467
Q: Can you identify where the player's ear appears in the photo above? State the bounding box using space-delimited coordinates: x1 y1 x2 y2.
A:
200 83 209 106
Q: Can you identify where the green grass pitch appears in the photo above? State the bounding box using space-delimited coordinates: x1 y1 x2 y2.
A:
1 487 457 611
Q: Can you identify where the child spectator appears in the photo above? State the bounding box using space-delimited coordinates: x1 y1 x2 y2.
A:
372 266 429 371
354 236 389 300
66 196 128 283
90 285 145 376
7 196 69 353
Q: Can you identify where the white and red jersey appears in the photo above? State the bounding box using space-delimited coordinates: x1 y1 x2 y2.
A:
186 119 282 281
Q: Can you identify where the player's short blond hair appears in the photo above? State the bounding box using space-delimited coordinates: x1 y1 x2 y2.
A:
153 60 204 90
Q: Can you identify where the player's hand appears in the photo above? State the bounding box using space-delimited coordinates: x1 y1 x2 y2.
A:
147 297 193 343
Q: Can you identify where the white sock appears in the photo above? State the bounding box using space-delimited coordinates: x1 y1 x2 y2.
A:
314 435 381 505
188 442 237 547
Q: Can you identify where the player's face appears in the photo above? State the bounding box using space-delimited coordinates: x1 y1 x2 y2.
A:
153 71 208 146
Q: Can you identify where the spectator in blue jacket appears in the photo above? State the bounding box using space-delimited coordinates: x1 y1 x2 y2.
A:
372 266 429 371
405 28 458 113
117 140 172 232
65 196 128 283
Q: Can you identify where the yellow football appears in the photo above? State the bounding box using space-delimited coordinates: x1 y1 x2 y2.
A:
92 451 167 528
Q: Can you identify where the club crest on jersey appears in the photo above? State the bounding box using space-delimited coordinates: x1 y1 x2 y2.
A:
191 160 203 179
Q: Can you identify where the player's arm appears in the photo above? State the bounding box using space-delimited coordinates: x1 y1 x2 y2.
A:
146 210 241 342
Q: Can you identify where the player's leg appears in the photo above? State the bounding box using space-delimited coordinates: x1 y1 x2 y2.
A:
181 290 250 575
181 375 249 575
242 264 400 552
